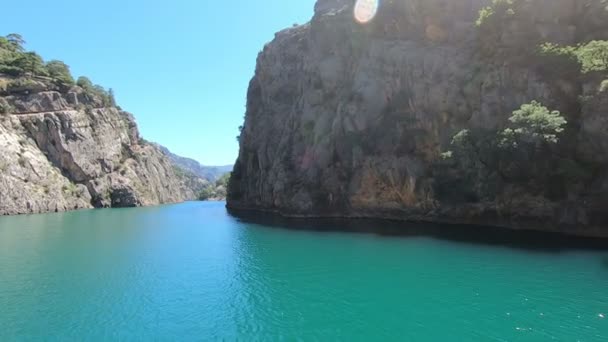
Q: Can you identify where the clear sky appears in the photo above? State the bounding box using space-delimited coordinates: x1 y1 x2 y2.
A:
0 0 316 166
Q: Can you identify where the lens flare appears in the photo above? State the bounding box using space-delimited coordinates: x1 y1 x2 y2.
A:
354 0 379 24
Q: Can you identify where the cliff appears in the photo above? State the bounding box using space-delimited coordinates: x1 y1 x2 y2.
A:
228 0 608 237
0 76 197 215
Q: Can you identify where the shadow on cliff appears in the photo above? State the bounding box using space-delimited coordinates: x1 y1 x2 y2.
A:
227 209 608 253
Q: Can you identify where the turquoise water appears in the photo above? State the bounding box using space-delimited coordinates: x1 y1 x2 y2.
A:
0 202 607 341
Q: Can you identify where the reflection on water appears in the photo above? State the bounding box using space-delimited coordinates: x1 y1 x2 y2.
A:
229 208 608 252
0 202 607 340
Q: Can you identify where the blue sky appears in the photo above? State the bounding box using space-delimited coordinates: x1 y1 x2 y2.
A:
1 0 316 165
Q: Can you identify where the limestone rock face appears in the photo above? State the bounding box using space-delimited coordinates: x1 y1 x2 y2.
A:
228 0 608 236
0 79 196 215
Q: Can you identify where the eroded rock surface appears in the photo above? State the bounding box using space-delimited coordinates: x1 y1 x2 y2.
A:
228 0 608 236
0 79 197 215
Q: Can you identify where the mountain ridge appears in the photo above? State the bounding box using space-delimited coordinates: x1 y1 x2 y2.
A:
153 144 232 182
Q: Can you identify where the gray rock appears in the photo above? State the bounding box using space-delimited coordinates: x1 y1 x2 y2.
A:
0 77 199 215
228 0 608 237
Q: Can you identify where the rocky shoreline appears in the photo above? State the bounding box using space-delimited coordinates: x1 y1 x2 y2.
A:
226 204 608 239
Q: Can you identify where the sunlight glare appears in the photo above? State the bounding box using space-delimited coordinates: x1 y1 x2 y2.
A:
354 0 379 24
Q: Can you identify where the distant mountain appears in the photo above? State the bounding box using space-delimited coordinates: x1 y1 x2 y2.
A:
155 144 232 182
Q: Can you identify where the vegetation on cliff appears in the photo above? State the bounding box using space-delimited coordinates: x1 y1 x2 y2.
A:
229 0 608 235
437 102 571 202
0 33 206 214
198 172 231 201
0 33 115 107
476 0 516 28
540 41 608 74
435 0 608 210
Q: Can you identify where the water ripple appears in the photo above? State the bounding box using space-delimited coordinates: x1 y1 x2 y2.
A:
0 202 607 340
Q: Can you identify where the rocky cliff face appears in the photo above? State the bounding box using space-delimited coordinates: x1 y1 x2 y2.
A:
0 77 196 215
228 0 608 236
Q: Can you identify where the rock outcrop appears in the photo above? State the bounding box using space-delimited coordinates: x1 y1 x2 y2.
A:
228 0 608 237
0 77 197 215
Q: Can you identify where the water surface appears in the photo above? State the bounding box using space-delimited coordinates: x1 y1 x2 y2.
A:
1 202 607 340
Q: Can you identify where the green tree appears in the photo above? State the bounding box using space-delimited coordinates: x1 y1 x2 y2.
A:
93 84 106 94
445 102 566 156
575 40 608 73
499 101 567 148
91 84 112 106
108 88 117 107
198 186 216 201
0 37 13 52
5 33 25 52
540 41 608 74
14 52 47 77
0 35 22 74
476 0 515 27
216 172 231 188
76 77 116 106
46 60 75 85
442 101 567 183
76 76 94 90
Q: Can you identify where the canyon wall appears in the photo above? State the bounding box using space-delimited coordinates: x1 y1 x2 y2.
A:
228 0 608 236
0 78 197 215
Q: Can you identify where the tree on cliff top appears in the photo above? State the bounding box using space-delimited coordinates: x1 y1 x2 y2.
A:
5 33 25 52
76 76 94 89
1 34 44 76
77 76 116 107
108 88 117 107
1 33 121 111
46 60 75 86
13 52 48 77
0 33 70 81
